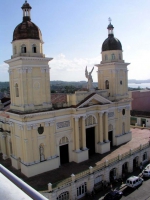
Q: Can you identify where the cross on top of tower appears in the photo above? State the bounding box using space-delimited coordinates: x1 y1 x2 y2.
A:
108 17 112 24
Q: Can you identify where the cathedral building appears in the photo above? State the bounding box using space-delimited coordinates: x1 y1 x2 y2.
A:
0 1 131 178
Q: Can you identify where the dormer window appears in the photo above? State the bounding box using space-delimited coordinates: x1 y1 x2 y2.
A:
32 44 37 53
111 54 115 60
21 44 26 53
105 54 108 60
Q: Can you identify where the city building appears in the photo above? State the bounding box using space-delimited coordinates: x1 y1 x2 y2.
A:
129 90 150 127
0 1 132 178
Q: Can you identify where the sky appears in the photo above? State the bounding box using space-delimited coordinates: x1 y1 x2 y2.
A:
0 0 150 82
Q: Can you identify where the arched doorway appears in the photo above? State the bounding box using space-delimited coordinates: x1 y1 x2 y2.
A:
133 156 139 169
85 115 96 156
59 137 69 165
110 168 117 183
122 162 129 179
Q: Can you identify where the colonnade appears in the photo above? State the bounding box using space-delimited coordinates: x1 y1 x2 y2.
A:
73 112 109 152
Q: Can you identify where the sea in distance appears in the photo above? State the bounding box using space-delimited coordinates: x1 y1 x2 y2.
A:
128 83 150 88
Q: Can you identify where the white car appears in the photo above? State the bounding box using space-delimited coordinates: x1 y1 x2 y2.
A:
142 169 150 177
126 176 143 188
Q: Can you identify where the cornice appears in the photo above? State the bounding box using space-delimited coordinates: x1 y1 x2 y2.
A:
95 62 130 67
5 56 53 64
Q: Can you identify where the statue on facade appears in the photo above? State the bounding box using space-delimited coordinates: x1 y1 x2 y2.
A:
85 66 94 91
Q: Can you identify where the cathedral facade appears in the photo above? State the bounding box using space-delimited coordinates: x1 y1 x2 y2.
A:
0 1 131 177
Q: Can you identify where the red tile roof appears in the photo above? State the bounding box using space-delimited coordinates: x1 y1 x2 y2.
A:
51 93 67 104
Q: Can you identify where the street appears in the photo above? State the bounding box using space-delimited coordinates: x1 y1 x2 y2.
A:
96 177 150 200
121 177 150 200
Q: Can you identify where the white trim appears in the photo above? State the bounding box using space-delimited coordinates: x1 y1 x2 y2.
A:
5 56 53 64
77 94 112 108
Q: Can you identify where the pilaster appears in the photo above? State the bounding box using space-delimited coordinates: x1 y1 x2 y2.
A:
104 112 108 142
99 112 104 143
74 117 80 152
81 116 86 150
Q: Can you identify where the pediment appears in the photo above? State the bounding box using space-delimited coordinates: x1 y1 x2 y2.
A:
77 93 112 108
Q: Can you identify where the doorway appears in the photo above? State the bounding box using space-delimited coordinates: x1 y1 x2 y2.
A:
86 127 95 156
108 131 113 147
141 118 146 127
59 144 69 165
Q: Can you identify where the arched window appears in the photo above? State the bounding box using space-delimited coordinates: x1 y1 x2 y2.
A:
39 144 45 162
111 54 115 60
14 46 17 54
105 54 108 60
32 44 37 53
122 109 125 115
105 80 109 89
108 124 113 131
143 152 147 161
15 83 19 97
59 137 69 145
57 192 69 200
85 115 96 127
122 122 125 134
21 44 26 53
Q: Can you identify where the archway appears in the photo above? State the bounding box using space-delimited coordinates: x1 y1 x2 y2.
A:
133 156 139 169
57 191 69 200
109 168 117 183
85 115 97 156
59 137 69 165
122 162 129 179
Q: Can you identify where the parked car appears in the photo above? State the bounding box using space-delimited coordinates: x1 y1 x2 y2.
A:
126 176 143 188
104 190 123 200
142 169 150 177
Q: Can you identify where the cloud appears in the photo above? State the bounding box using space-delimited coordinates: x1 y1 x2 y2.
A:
127 49 150 80
49 53 100 81
0 63 9 81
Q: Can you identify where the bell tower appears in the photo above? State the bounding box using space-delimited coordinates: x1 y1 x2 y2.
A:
5 1 52 113
96 19 130 101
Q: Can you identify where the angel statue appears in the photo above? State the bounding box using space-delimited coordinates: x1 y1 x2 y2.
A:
85 66 94 91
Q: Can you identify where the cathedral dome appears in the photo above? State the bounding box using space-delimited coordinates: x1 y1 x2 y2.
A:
13 21 42 41
102 21 122 52
12 1 42 42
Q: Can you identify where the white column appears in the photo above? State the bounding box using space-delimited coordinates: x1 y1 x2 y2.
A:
99 112 104 143
104 112 108 142
81 116 86 150
74 117 80 152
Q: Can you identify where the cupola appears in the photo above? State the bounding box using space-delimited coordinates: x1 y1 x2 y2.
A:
101 18 123 63
12 1 44 58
